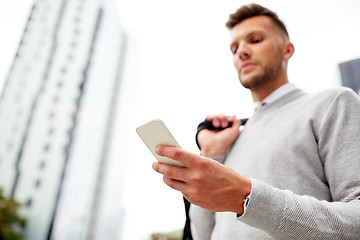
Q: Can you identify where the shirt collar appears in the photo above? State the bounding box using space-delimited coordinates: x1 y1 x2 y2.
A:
253 82 297 111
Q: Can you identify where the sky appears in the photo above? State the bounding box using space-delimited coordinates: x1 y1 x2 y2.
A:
1 0 360 239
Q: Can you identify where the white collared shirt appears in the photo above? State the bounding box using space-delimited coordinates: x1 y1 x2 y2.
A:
253 82 297 111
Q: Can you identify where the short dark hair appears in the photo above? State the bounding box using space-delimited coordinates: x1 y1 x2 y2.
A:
225 3 289 39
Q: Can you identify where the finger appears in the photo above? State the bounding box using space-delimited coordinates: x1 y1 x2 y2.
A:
211 116 223 128
205 114 222 121
221 118 231 128
152 160 188 181
231 115 241 129
163 176 188 192
206 114 229 128
226 115 234 122
156 145 202 167
183 192 190 199
213 118 221 128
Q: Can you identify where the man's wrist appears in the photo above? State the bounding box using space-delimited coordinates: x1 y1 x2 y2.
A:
235 178 252 216
200 148 227 157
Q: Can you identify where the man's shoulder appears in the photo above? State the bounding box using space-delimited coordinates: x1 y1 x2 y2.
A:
312 86 358 102
319 86 354 94
303 87 360 114
287 87 359 114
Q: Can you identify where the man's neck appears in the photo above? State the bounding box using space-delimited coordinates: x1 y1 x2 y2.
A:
251 74 289 102
252 82 297 113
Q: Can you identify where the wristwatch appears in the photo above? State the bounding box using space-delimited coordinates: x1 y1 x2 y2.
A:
243 194 250 211
237 194 250 218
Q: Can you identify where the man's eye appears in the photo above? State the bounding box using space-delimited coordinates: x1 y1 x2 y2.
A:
231 46 238 54
252 38 262 43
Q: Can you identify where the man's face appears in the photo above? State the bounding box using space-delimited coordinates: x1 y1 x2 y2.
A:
230 16 286 91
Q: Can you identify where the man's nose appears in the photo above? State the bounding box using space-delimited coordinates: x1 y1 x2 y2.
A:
237 43 251 60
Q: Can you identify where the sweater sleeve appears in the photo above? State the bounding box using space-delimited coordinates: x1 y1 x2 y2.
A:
239 180 360 240
238 88 360 239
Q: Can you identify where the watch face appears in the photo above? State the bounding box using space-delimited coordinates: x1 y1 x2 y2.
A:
243 195 250 209
237 195 250 218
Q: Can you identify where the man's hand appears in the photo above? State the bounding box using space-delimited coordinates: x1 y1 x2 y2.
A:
152 145 251 215
197 115 241 157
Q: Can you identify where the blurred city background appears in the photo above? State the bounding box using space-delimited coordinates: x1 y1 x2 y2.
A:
0 0 359 239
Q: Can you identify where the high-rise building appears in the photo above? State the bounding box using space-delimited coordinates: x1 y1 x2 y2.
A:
339 58 360 94
0 0 126 239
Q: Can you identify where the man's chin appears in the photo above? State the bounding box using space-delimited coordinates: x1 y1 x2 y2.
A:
239 75 256 89
239 74 267 91
239 80 251 89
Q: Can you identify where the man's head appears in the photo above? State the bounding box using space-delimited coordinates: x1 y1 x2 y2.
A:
226 3 294 101
226 3 289 40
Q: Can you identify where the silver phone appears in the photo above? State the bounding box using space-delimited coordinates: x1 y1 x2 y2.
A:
136 119 184 167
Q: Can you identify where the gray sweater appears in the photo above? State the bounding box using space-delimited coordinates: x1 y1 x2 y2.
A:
190 87 360 239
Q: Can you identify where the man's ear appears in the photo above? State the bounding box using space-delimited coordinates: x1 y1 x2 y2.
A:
283 41 295 61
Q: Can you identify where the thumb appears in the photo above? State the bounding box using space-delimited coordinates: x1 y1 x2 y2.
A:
222 115 240 138
231 115 242 129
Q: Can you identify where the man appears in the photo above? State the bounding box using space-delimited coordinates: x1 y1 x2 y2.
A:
152 3 360 239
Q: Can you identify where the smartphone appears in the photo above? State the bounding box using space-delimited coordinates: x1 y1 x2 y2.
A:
136 119 185 167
